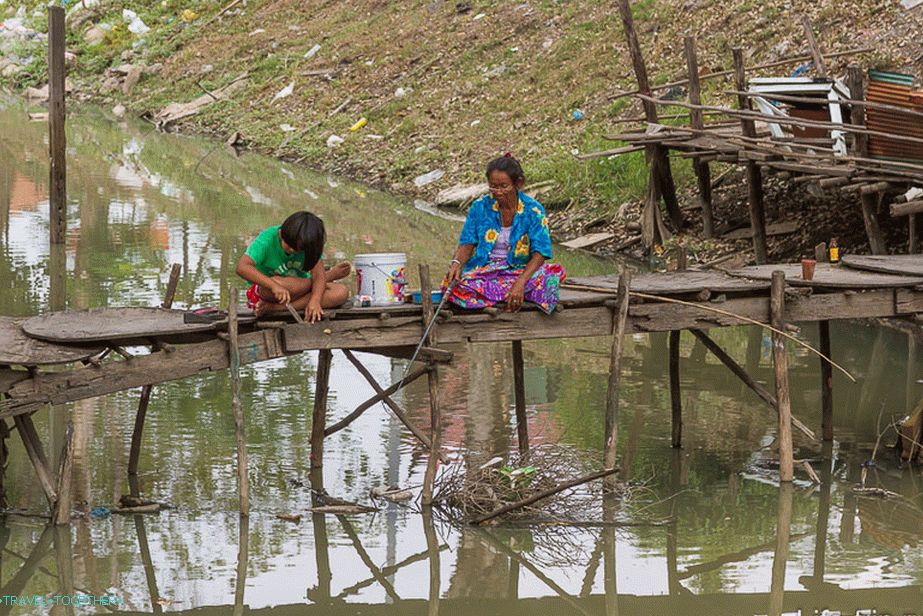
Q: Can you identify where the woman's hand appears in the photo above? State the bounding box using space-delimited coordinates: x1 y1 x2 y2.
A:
270 282 292 306
506 279 526 312
305 298 324 323
447 261 463 284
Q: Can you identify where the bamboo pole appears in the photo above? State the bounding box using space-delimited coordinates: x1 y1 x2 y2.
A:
512 340 529 456
733 48 768 264
819 321 833 442
228 288 250 515
771 272 794 482
684 36 714 239
420 264 441 506
129 263 181 479
47 5 66 246
604 271 631 489
323 365 429 437
669 330 682 448
52 422 74 525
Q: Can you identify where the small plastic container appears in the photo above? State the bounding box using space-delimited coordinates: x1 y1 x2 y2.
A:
409 290 443 305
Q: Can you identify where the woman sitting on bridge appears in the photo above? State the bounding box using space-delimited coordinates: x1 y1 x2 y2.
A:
445 155 565 314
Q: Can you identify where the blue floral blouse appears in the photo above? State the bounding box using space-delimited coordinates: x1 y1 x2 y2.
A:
458 192 553 270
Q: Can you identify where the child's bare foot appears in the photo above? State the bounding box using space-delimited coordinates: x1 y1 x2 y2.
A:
253 300 281 317
326 261 352 281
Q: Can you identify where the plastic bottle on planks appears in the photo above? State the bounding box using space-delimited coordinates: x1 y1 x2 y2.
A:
829 238 840 264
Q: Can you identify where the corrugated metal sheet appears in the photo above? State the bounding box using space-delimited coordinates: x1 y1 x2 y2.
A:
866 70 923 161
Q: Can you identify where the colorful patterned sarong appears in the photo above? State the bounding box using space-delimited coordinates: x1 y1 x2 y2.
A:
445 262 566 314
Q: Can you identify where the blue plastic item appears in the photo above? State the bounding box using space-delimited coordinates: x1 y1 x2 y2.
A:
571 109 584 121
411 290 443 305
89 506 111 519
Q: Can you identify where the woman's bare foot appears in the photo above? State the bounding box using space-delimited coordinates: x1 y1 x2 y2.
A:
326 261 352 281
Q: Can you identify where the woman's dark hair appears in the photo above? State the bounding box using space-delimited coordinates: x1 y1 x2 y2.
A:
486 154 525 185
280 211 325 270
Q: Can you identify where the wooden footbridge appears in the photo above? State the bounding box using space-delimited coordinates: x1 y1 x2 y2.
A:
3 256 923 522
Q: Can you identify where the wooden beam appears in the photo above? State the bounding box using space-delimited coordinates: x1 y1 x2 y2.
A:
340 349 435 451
420 264 441 506
890 199 923 218
13 414 56 507
228 288 249 515
52 422 74 525
512 340 529 456
604 271 631 489
323 366 429 437
669 330 682 448
733 48 768 264
685 36 714 239
310 349 332 470
819 321 833 442
47 5 66 246
771 271 794 482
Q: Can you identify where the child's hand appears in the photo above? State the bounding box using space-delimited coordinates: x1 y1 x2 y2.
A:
305 299 324 323
270 282 291 306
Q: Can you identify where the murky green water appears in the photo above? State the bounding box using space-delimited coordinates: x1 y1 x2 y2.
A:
1 93 922 615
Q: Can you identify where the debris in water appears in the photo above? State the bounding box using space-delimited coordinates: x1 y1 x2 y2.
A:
89 506 111 519
277 513 302 523
370 485 414 502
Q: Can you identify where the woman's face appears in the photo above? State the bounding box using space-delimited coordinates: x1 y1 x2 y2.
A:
488 170 521 205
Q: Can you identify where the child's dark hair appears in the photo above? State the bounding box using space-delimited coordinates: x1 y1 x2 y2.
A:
280 211 325 270
486 153 525 185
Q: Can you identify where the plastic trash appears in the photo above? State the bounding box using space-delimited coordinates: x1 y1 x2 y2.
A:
413 169 445 187
571 109 584 121
123 9 150 34
279 123 296 132
326 134 344 148
349 117 368 132
304 43 321 59
272 80 294 103
181 8 197 22
89 506 111 518
394 87 407 98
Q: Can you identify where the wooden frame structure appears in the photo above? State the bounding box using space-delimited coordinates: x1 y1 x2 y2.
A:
5 258 923 521
601 1 923 259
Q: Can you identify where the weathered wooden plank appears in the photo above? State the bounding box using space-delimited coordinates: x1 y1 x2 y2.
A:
0 317 104 366
569 271 769 296
20 307 252 344
730 264 923 288
561 233 616 250
842 254 923 277
0 330 282 419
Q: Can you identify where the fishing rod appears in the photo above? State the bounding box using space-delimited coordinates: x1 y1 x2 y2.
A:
398 279 456 388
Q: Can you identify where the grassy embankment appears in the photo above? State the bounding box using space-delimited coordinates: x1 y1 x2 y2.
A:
1 0 909 228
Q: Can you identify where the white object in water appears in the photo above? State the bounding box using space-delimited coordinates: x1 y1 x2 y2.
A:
354 253 407 306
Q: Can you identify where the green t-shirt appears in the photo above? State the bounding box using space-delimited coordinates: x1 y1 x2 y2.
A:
244 225 312 279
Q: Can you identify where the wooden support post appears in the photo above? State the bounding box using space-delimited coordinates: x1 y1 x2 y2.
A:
910 214 918 254
422 507 441 616
770 483 794 616
13 414 56 507
684 36 714 238
129 263 181 480
233 517 250 616
733 48 768 264
420 264 441 506
860 193 887 255
669 330 682 448
311 349 333 470
228 288 250 515
818 321 833 442
771 272 794 482
511 340 529 456
52 422 74 525
0 419 8 510
845 64 885 254
617 0 682 230
47 5 66 246
604 271 631 488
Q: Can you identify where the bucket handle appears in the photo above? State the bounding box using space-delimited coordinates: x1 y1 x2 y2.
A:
368 261 405 282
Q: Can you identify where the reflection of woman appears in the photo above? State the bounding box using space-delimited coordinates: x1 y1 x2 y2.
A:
446 155 566 313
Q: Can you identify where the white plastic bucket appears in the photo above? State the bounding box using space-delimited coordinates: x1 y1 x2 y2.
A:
354 253 407 306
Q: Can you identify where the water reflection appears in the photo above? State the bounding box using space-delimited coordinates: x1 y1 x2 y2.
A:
1 96 923 614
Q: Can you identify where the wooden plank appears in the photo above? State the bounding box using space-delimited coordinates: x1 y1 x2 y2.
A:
730 263 923 288
722 220 800 241
0 329 283 419
0 317 104 366
569 271 770 295
842 254 923 276
560 233 615 250
20 308 252 344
